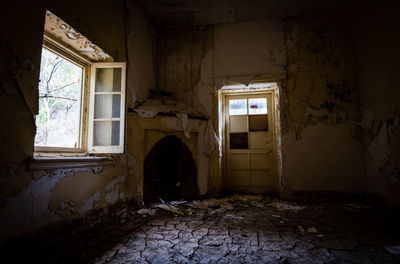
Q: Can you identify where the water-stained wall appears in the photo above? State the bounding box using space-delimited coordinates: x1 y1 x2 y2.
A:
1 0 399 243
0 0 155 240
353 2 400 203
155 13 365 195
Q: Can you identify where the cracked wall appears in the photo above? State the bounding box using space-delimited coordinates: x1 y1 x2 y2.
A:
155 13 364 195
0 0 155 241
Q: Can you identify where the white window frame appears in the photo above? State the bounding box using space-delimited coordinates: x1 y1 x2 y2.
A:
34 35 126 155
88 62 126 154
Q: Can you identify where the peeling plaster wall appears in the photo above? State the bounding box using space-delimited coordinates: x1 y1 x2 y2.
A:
353 2 400 203
0 0 154 241
126 0 156 103
127 113 212 200
156 13 364 195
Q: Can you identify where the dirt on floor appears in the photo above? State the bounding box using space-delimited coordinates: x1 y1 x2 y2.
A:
1 195 400 263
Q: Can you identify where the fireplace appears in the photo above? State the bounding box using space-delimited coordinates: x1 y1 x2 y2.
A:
144 135 197 202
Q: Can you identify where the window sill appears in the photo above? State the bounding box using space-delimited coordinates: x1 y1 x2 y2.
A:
29 156 115 171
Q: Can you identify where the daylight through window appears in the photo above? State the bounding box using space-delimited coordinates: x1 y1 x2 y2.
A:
35 47 84 149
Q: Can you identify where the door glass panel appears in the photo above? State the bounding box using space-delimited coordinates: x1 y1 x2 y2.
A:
230 133 248 149
95 68 122 92
229 99 247 115
230 115 247 133
248 98 267 114
249 114 268 131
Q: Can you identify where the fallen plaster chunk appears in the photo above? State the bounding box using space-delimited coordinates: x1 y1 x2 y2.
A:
185 208 193 215
269 201 305 212
231 194 263 201
210 207 229 215
137 208 155 215
385 246 400 255
187 200 212 210
169 200 187 206
251 201 265 208
155 204 184 215
271 214 281 218
307 227 318 233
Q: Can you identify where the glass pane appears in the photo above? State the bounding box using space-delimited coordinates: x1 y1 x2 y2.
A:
95 94 121 119
229 99 247 115
229 115 247 133
230 133 248 149
35 48 83 148
249 114 268 131
95 68 122 92
248 98 267 115
94 121 120 146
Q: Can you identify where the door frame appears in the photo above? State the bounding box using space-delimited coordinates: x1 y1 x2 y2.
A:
219 85 281 194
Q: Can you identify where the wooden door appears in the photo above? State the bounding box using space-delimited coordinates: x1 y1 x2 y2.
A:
225 92 276 193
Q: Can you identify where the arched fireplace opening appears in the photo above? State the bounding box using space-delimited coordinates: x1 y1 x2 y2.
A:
144 135 197 203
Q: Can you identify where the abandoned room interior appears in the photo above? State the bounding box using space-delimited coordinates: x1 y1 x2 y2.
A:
1 0 400 263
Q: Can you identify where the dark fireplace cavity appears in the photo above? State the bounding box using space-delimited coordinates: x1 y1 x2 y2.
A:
144 135 197 202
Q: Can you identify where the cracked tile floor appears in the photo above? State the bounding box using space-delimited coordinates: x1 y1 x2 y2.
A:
2 195 400 263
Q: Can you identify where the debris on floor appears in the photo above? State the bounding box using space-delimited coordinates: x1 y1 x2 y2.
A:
155 203 184 215
385 245 400 255
1 195 399 264
269 200 306 211
137 208 155 215
307 227 318 233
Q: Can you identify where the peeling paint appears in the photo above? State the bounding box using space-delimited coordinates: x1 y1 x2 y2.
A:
44 11 112 61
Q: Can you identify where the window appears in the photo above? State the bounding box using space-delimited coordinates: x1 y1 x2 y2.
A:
34 38 126 154
227 96 269 150
35 47 84 150
89 64 126 153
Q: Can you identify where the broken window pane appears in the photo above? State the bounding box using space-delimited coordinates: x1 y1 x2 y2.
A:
229 99 247 115
230 133 248 149
248 98 267 115
35 47 83 148
249 114 268 131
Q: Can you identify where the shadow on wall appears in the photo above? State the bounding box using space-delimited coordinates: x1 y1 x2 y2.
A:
144 135 197 202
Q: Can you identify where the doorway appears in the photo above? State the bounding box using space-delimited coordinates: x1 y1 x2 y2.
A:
221 84 279 194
